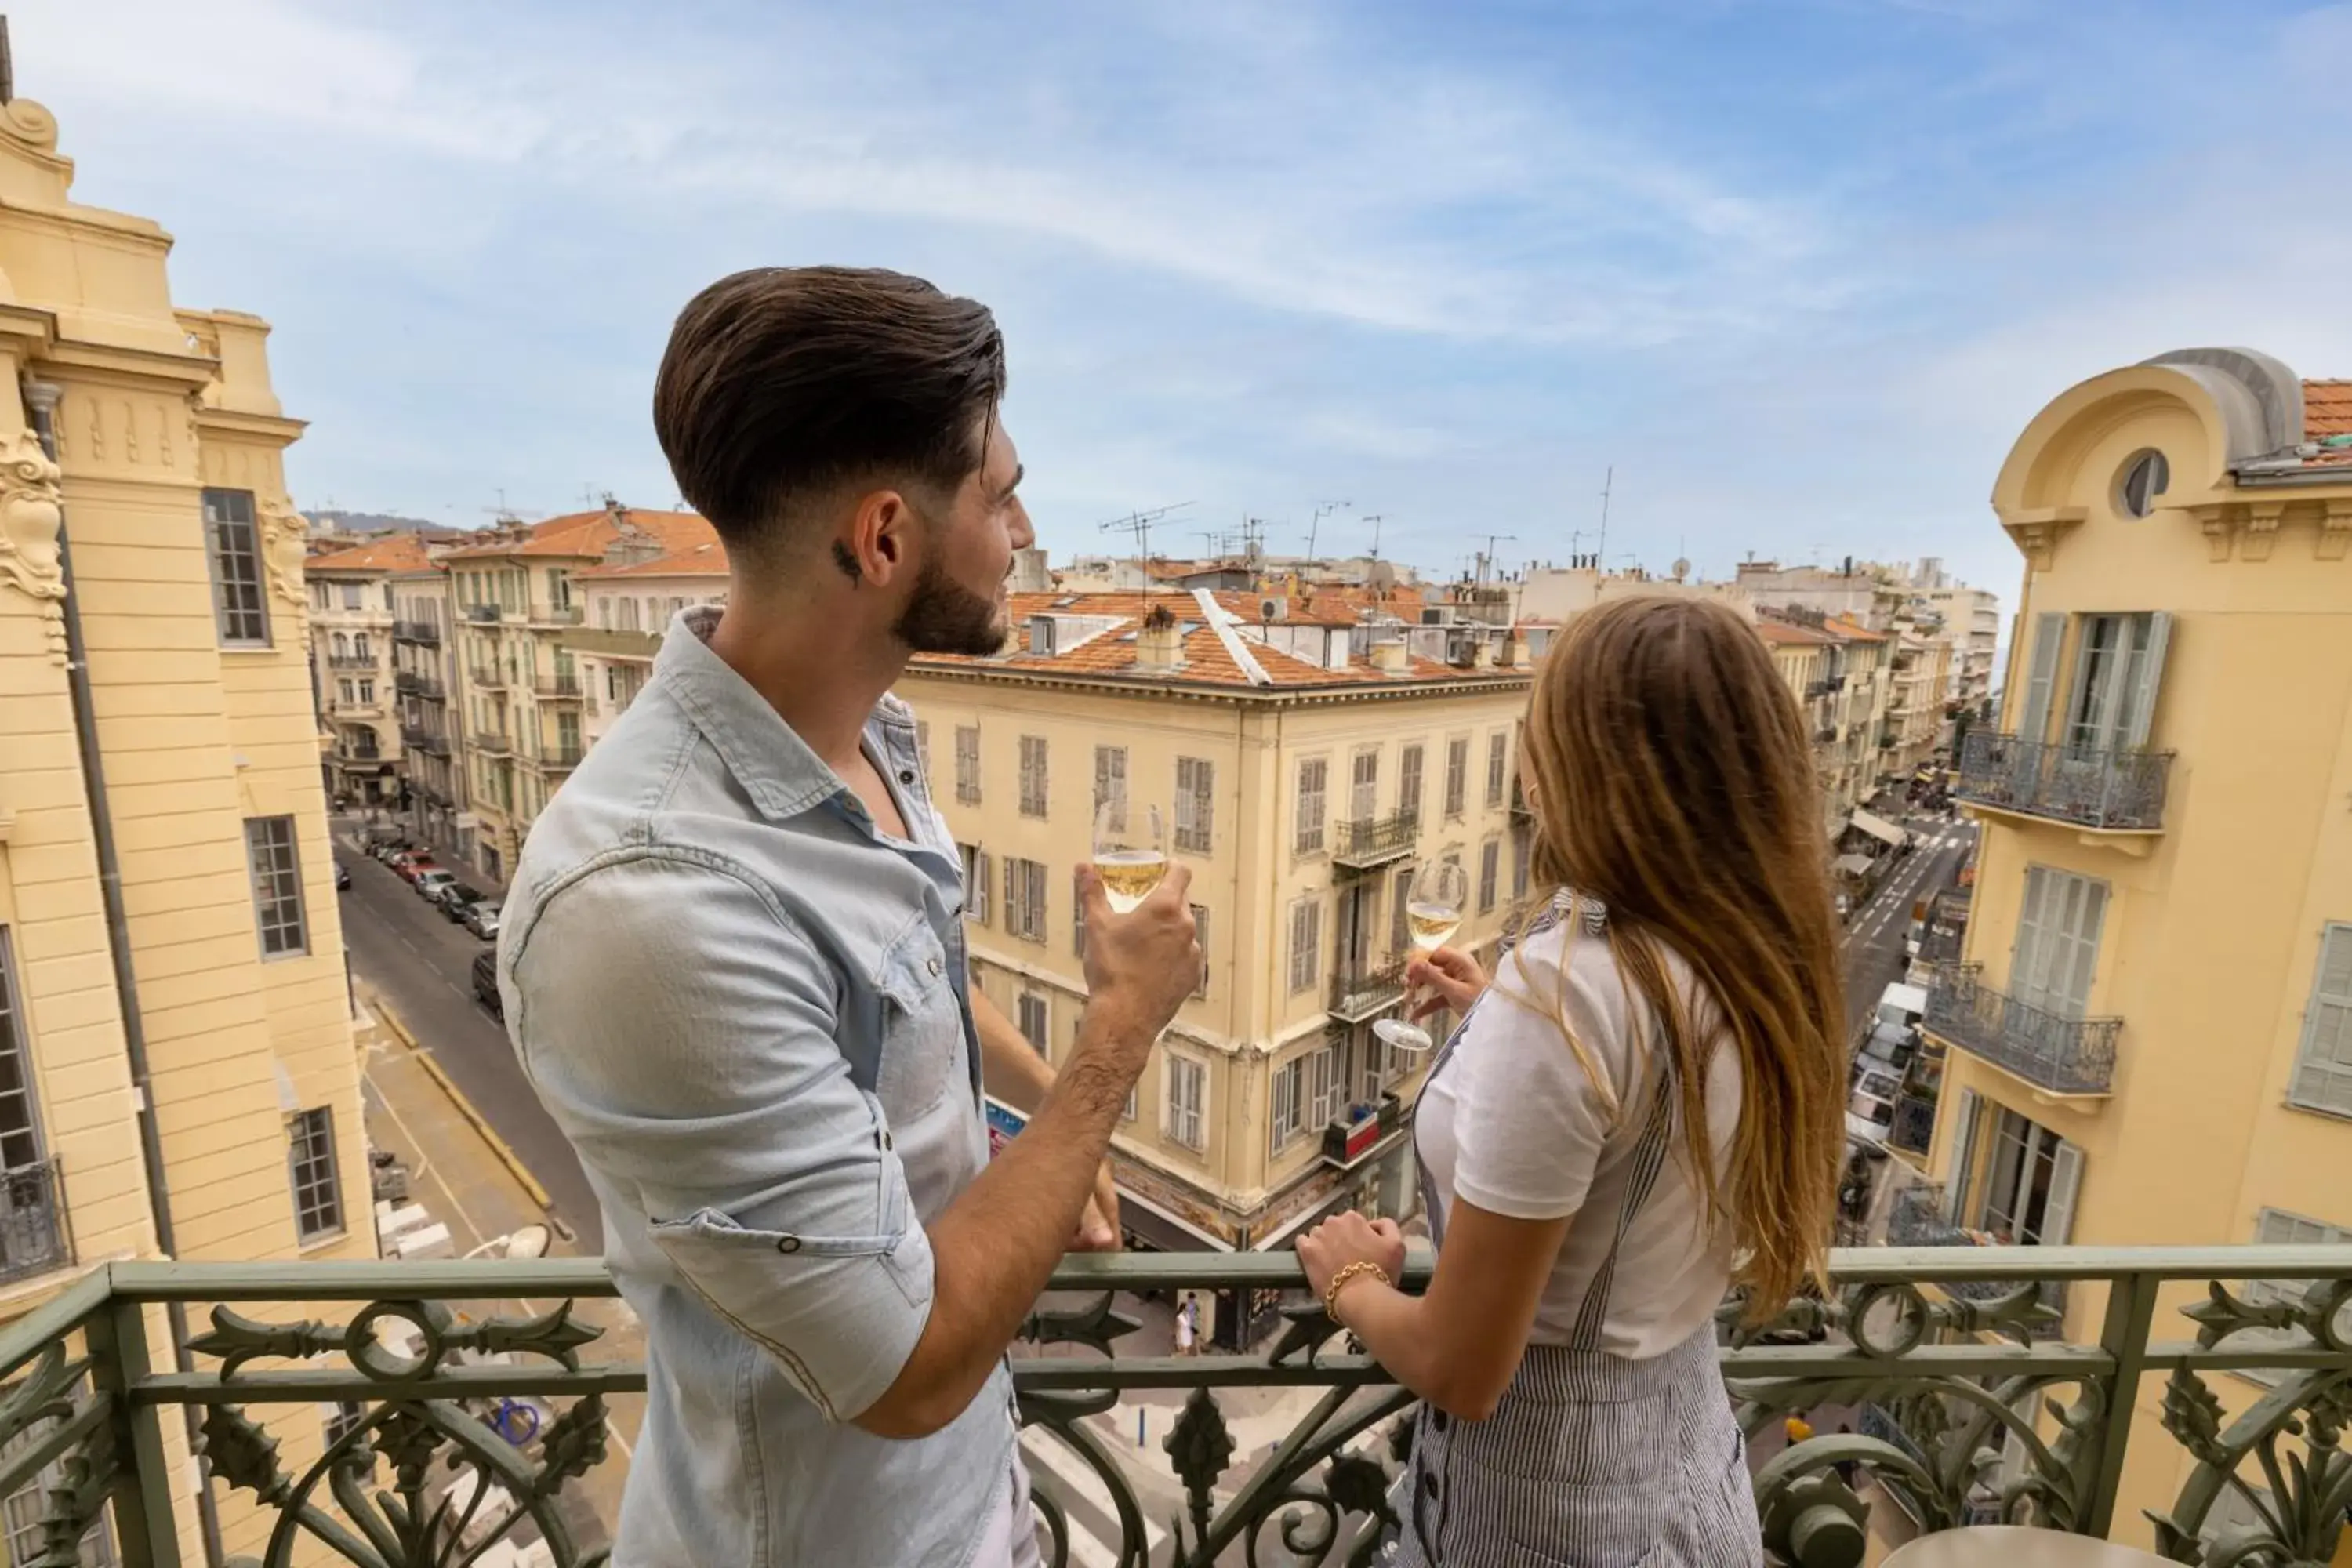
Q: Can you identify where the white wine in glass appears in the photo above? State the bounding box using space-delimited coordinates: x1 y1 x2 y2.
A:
1374 860 1469 1056
1092 799 1167 914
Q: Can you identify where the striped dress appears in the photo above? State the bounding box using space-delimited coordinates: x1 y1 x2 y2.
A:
1387 919 1762 1568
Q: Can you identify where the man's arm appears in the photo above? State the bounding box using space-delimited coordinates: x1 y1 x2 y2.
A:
970 989 1121 1252
858 867 1196 1437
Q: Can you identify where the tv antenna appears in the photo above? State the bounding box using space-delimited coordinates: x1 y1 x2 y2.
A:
1597 466 1613 572
1362 514 1388 558
1306 500 1351 561
1474 533 1519 588
1100 503 1195 594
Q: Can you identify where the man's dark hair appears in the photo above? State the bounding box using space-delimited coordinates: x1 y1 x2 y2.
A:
652 267 1006 568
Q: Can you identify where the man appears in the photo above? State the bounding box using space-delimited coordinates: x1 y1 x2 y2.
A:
499 267 1200 1566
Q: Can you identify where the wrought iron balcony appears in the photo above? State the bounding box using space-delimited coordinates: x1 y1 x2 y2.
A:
465 603 504 622
1330 809 1418 873
474 730 512 757
1322 1091 1405 1170
535 674 583 702
1327 959 1407 1023
392 619 441 645
325 654 376 670
1924 963 2121 1097
5 1250 2350 1568
468 666 509 691
0 1159 71 1285
540 744 586 772
530 604 586 626
1888 1091 1937 1156
1953 731 2174 833
400 725 450 755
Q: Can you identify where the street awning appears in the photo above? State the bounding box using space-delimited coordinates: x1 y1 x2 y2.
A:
1849 809 1907 849
1833 853 1875 878
1117 1189 1231 1254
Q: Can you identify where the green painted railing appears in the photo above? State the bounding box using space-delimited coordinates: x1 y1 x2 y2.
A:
1 1248 2347 1566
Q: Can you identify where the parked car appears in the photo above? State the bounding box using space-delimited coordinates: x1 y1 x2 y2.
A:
334 862 352 892
413 869 459 902
434 882 485 920
461 901 503 942
471 950 503 1018
392 852 439 884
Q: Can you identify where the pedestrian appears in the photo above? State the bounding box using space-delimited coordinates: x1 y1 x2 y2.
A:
1832 1424 1860 1492
500 267 1203 1568
1174 1292 1199 1357
1297 597 1844 1567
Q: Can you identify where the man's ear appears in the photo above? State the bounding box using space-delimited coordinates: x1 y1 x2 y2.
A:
839 488 913 586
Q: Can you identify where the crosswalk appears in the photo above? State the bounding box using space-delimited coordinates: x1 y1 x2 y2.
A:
1839 819 1973 952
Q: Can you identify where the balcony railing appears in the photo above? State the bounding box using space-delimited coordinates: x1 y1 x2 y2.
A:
325 654 376 670
1888 1091 1938 1156
1322 1091 1405 1169
468 666 509 691
474 730 512 757
531 604 586 626
1924 963 2121 1097
464 603 504 622
5 1250 2350 1568
1953 731 2174 833
0 1159 70 1285
391 619 441 645
535 674 583 701
541 744 586 772
1327 959 1407 1022
394 671 446 700
400 725 449 755
1330 809 1418 873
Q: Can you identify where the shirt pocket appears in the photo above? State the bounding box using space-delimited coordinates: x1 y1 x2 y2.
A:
873 916 960 1122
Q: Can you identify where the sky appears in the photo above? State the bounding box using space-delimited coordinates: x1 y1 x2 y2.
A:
18 0 2352 604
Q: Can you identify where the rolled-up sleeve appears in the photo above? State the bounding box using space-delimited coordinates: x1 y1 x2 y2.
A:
506 850 930 1421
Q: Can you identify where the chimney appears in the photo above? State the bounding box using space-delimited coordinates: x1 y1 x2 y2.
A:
1503 632 1530 668
1135 604 1183 673
1472 637 1496 670
1370 639 1410 675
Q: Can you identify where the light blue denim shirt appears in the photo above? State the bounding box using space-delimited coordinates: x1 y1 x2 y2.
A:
499 608 1013 1566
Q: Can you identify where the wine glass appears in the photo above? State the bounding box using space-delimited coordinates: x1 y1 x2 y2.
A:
1373 859 1469 1057
1092 798 1167 913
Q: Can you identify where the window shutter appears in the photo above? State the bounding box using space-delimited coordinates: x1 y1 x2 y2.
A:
1004 857 1018 935
975 853 992 924
1029 861 1047 940
2011 866 2055 1012
1191 905 1210 998
2017 612 2064 743
1944 1087 1981 1223
2041 1138 2085 1245
2291 924 2352 1115
2121 612 2172 750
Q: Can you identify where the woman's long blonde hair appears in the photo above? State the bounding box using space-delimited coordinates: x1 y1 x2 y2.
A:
1515 597 1845 1314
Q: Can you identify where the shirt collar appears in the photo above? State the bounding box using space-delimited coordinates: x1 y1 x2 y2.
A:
655 606 900 822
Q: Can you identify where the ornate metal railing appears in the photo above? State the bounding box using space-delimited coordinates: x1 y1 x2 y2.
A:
473 731 512 757
0 1159 71 1286
1925 963 2122 1097
1330 810 1418 873
1888 1092 1938 1156
5 1251 2350 1567
1955 731 2175 832
391 620 441 646
1327 959 1407 1023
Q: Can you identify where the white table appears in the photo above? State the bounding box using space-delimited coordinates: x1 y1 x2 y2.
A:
1885 1525 2172 1566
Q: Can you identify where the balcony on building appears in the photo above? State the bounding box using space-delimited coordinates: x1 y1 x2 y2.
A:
1922 962 2120 1098
541 743 586 774
468 666 509 691
392 619 441 645
394 671 446 700
530 603 586 627
1327 959 1407 1024
465 602 504 623
1330 809 1417 875
1951 731 2173 834
400 724 449 756
474 730 512 757
1321 1090 1406 1171
0 1159 71 1287
325 653 376 670
535 673 584 703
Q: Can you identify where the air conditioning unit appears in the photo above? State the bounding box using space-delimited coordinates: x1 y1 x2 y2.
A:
1260 598 1286 622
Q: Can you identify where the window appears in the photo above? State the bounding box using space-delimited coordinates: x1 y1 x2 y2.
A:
956 726 983 805
1391 866 1414 956
338 681 354 704
1017 993 1051 1056
1478 839 1501 914
1271 1056 1302 1148
340 582 363 610
1287 897 1323 994
1486 731 1508 808
1398 744 1425 822
1294 758 1328 855
245 817 308 959
1005 858 1048 943
1272 1044 1339 1150
0 931 43 1171
1972 1106 2081 1247
357 680 374 705
2011 866 2107 1019
1166 1055 1207 1151
3 1398 116 1566
1512 825 1531 900
1019 735 1048 818
960 844 991 925
2242 1208 2352 1384
288 1106 343 1241
353 633 371 661
2288 923 2352 1117
332 632 349 658
1444 737 1469 819
1349 750 1378 823
1094 746 1127 811
1175 757 1214 853
325 1400 368 1450
2060 612 2169 756
2118 449 2169 519
201 488 270 645
1308 1040 1341 1127
1190 906 1210 999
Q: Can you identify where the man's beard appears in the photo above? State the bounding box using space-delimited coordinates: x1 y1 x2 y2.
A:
895 554 1007 656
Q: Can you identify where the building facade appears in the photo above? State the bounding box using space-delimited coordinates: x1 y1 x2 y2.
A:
565 538 728 750
1910 349 2352 1544
303 535 430 810
0 91 372 1563
899 590 1534 1341
388 557 466 851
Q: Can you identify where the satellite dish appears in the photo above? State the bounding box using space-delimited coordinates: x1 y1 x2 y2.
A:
1671 557 1691 582
1367 560 1397 592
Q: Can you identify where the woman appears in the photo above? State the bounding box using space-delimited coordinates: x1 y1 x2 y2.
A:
1298 597 1846 1568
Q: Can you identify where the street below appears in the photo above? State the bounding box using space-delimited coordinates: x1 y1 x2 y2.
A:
1838 811 1976 1036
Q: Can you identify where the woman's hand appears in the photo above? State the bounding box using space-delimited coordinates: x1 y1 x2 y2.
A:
1296 1212 1407 1305
1406 946 1488 1021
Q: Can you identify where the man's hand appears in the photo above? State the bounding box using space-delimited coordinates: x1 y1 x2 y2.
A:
1071 1160 1121 1252
1074 865 1200 1069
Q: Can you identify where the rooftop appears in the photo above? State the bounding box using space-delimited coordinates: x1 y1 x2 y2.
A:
438 505 713 562
305 532 436 575
574 540 731 580
2307 379 2352 466
1755 618 1840 647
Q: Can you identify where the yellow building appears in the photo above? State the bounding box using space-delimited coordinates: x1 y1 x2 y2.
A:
437 503 709 882
303 534 433 810
0 91 371 1562
565 537 729 750
900 589 1533 1341
1918 348 2352 1544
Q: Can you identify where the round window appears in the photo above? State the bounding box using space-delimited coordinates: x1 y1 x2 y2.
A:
2118 449 2169 518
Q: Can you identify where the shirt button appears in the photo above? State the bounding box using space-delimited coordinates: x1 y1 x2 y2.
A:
899 769 915 785
1429 1410 1449 1433
927 956 942 977
775 1236 802 1254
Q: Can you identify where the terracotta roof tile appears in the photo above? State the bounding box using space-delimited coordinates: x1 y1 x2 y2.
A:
440 507 713 561
1823 616 1888 642
575 540 731 579
2306 380 2352 438
306 533 435 574
1755 619 1837 646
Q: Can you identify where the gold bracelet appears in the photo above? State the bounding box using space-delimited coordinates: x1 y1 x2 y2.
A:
1321 1259 1394 1323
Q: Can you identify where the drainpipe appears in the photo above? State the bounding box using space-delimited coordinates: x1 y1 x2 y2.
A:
23 380 228 1568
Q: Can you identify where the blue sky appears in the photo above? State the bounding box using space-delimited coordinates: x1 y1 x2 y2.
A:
22 0 2352 601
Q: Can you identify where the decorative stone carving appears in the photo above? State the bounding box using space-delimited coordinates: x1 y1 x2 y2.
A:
0 100 60 154
2240 500 2288 563
2000 507 2085 573
2193 503 2241 562
0 426 68 665
256 495 310 611
2321 499 2352 564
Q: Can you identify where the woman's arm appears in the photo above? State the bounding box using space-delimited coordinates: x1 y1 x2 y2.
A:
1299 1200 1573 1422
